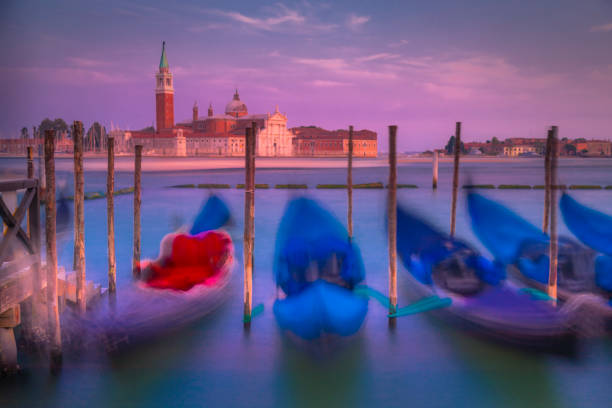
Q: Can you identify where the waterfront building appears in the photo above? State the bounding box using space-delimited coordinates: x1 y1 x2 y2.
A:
575 140 612 156
292 127 377 157
503 145 537 157
178 96 295 157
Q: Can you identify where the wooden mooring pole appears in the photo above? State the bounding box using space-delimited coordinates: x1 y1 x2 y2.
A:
107 136 116 293
347 125 354 240
132 145 142 277
243 125 255 325
26 146 35 234
27 146 34 179
450 122 461 238
37 143 46 195
542 129 553 233
432 150 439 189
388 125 398 324
72 121 86 313
44 130 62 372
23 145 45 346
547 126 559 304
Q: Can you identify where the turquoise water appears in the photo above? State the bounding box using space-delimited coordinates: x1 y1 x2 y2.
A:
1 157 612 407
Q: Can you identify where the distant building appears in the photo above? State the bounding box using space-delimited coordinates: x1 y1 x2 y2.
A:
0 131 72 154
292 127 377 157
178 98 294 157
575 140 612 156
503 145 537 157
504 138 546 155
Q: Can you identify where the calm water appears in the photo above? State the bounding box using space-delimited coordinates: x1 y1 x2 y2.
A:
1 157 612 408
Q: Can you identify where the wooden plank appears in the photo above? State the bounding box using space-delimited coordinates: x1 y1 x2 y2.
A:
0 306 20 328
0 179 37 193
0 187 36 263
0 262 44 313
0 253 38 280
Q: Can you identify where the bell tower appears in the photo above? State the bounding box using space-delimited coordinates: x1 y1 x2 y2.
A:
155 41 174 131
192 101 198 122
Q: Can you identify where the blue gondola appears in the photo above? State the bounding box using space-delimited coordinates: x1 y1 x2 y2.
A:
560 193 612 296
467 192 612 333
397 202 576 351
273 198 367 343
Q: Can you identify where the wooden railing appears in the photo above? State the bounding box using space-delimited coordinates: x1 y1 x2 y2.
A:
0 178 41 269
0 177 42 373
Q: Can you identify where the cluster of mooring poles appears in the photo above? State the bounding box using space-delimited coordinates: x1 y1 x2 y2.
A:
0 124 126 374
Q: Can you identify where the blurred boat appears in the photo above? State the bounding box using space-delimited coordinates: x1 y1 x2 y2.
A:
560 193 612 257
63 195 234 352
560 193 612 300
273 198 367 346
467 192 612 334
397 203 577 351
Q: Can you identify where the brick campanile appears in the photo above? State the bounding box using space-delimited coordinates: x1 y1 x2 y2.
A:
155 41 174 131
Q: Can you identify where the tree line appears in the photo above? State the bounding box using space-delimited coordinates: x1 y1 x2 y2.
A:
21 118 108 151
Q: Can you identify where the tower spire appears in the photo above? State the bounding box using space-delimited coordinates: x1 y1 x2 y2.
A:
159 41 169 70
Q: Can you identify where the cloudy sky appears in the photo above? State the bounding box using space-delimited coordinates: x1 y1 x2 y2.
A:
2 0 612 150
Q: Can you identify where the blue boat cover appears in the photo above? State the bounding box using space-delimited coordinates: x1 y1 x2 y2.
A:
190 195 231 235
467 193 548 264
595 255 612 292
273 197 367 339
274 280 367 339
274 198 365 296
560 194 612 256
397 204 505 286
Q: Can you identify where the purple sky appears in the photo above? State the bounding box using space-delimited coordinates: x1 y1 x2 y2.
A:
2 0 612 151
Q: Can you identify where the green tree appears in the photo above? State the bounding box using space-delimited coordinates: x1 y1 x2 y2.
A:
491 136 500 145
444 135 465 155
53 118 68 134
20 127 28 139
86 122 107 151
38 117 69 139
563 144 576 155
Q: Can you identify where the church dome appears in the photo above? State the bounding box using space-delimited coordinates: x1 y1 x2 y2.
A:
225 90 248 117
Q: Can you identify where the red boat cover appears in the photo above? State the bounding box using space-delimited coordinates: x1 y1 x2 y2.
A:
142 230 232 291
